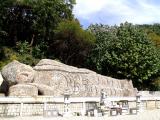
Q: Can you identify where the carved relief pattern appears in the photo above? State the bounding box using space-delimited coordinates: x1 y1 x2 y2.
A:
1 59 137 97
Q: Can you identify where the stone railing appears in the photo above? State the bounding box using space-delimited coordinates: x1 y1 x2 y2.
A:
0 96 160 117
0 96 100 117
139 91 160 97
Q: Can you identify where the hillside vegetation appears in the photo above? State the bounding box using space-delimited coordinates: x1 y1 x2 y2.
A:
0 0 160 90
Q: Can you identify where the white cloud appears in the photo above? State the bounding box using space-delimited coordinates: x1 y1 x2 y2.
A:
73 0 108 19
73 0 160 27
125 0 160 24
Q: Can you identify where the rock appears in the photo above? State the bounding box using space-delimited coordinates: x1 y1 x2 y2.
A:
1 60 34 85
9 84 38 97
33 59 136 97
34 59 91 73
1 59 137 97
28 83 55 95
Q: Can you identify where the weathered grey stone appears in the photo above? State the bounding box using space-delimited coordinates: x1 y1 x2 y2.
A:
28 83 55 95
33 59 136 97
1 60 34 85
9 84 38 97
1 59 137 97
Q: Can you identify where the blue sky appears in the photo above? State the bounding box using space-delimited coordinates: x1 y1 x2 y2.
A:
73 0 160 28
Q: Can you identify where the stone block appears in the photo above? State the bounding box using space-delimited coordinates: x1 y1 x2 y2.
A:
9 84 38 97
43 110 59 117
110 109 117 116
129 108 137 115
147 101 156 110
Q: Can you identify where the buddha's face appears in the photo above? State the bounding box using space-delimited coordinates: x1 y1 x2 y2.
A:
1 60 34 85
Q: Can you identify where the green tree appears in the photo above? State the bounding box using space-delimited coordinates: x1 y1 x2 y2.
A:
30 0 75 44
88 22 160 90
138 24 160 47
0 0 76 46
50 20 95 66
0 47 18 70
0 0 76 67
15 41 44 65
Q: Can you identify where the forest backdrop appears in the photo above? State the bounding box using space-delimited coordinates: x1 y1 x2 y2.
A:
0 0 160 90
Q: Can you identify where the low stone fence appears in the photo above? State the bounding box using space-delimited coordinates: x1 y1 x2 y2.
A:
0 96 100 117
0 96 160 117
106 96 160 110
139 91 160 97
0 102 65 117
138 99 160 110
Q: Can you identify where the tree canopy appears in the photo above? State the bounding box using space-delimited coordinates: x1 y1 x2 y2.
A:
0 0 75 46
138 24 160 48
88 22 160 90
1 0 160 90
50 20 95 66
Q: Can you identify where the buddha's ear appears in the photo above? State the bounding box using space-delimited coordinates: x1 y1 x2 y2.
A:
16 71 34 84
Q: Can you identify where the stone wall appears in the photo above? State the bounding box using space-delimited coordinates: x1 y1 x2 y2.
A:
0 96 160 117
0 102 65 117
139 91 160 97
137 100 160 110
0 96 99 117
0 103 20 117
